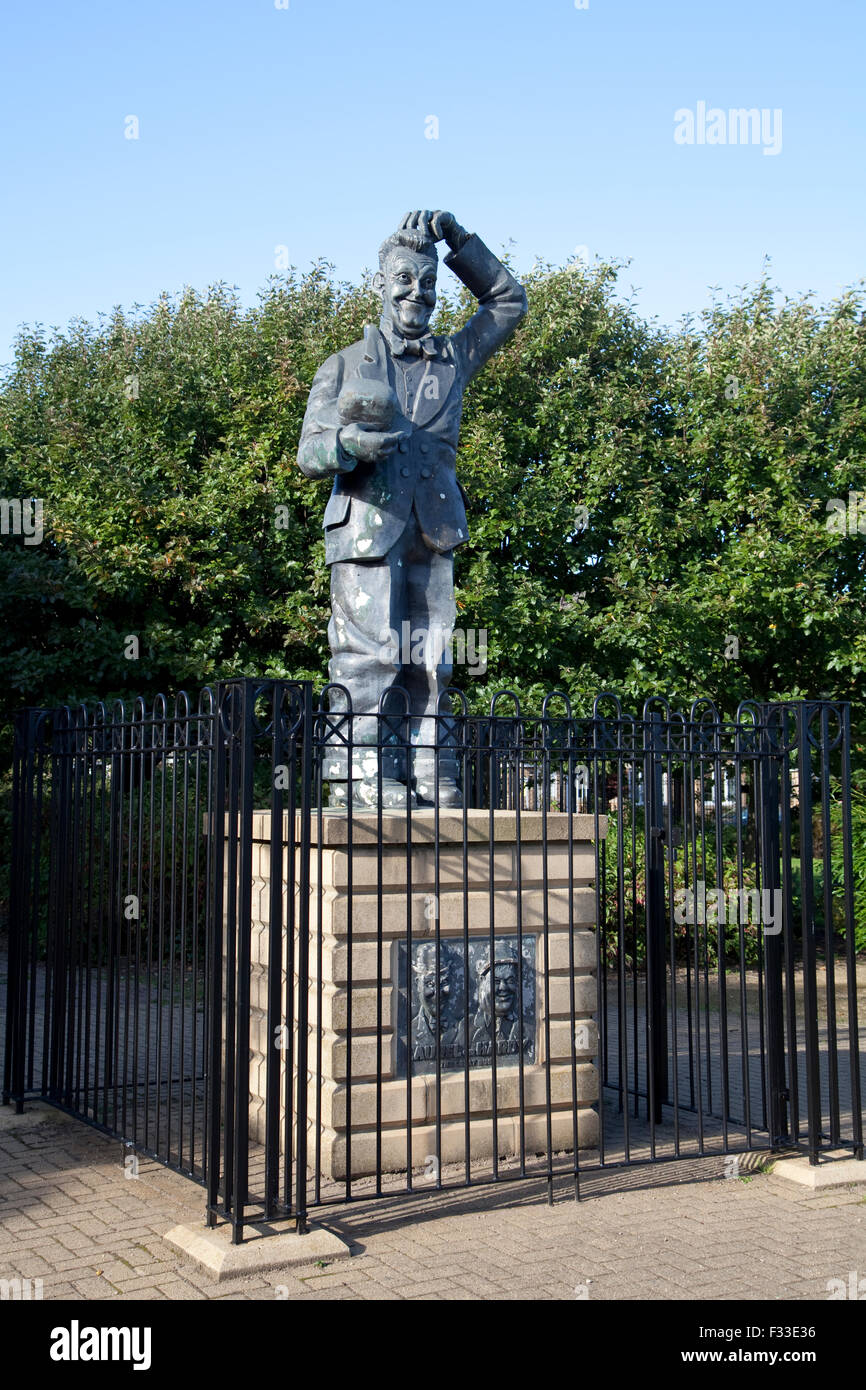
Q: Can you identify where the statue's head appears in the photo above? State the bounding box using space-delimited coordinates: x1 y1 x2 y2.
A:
476 943 521 1021
412 940 458 1026
373 228 438 339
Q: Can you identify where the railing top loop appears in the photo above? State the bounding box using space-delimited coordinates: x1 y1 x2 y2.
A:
489 689 521 719
642 695 672 722
438 686 468 717
541 689 573 719
592 690 623 721
378 683 411 717
689 696 721 725
320 682 353 715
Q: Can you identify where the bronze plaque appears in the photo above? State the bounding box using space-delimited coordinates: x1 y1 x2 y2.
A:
397 935 536 1077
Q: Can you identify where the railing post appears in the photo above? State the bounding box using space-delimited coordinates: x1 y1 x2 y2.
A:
205 687 228 1229
795 703 822 1164
758 705 787 1148
294 682 314 1234
4 710 40 1111
839 704 863 1160
229 680 257 1244
48 710 73 1104
644 711 668 1125
264 683 287 1221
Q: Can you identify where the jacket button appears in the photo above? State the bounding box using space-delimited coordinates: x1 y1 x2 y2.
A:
420 467 432 479
400 465 410 478
419 442 429 454
398 439 409 453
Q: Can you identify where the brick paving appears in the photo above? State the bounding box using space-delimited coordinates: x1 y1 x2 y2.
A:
1 1100 864 1301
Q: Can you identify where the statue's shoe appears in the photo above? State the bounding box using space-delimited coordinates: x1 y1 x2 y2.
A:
414 779 463 808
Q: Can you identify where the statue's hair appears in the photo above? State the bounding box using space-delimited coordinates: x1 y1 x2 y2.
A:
412 939 456 975
476 945 521 979
378 228 439 271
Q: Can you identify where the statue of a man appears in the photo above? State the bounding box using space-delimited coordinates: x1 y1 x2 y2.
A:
298 210 527 808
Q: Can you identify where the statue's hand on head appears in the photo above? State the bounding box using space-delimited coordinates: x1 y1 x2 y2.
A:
399 210 469 253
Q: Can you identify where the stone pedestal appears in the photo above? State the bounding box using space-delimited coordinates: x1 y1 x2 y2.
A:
245 810 605 1180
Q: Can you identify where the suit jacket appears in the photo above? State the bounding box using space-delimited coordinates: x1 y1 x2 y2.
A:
297 234 528 564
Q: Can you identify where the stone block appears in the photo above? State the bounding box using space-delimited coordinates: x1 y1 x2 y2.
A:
321 1107 599 1181
326 885 598 938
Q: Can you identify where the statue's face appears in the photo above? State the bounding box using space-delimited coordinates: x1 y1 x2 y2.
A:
379 248 437 338
420 964 452 1021
492 964 519 1017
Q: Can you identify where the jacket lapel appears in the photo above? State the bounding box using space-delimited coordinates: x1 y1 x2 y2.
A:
408 345 456 427
360 323 387 379
358 323 456 426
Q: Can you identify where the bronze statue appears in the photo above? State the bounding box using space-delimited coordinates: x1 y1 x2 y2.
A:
298 210 527 807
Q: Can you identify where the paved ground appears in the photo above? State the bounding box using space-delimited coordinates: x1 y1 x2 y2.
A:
1 1101 864 1301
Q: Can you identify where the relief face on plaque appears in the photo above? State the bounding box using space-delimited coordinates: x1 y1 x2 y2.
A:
397 936 536 1077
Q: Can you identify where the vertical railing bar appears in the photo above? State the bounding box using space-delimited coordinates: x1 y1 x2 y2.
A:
758 707 786 1151
733 724 752 1142
4 711 36 1111
229 682 256 1244
154 707 170 1156
27 727 47 1097
665 738 680 1156
281 687 301 1215
205 688 228 1228
797 704 822 1163
487 719 498 1181
615 734 630 1160
460 714 471 1187
432 711 443 1195
630 744 639 1121
712 728 729 1150
71 714 87 1115
688 734 705 1153
838 704 862 1158
819 706 840 1145
59 717 77 1110
779 726 800 1144
294 682 314 1233
264 684 286 1221
515 717 528 1183
132 707 146 1155
120 711 136 1147
567 726 580 1199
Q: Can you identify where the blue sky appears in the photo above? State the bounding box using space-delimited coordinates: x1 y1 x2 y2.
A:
1 0 863 368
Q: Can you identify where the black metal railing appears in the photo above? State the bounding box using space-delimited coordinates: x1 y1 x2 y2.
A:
3 683 862 1242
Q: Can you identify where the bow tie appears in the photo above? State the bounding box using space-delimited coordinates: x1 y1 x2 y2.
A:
385 327 439 360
